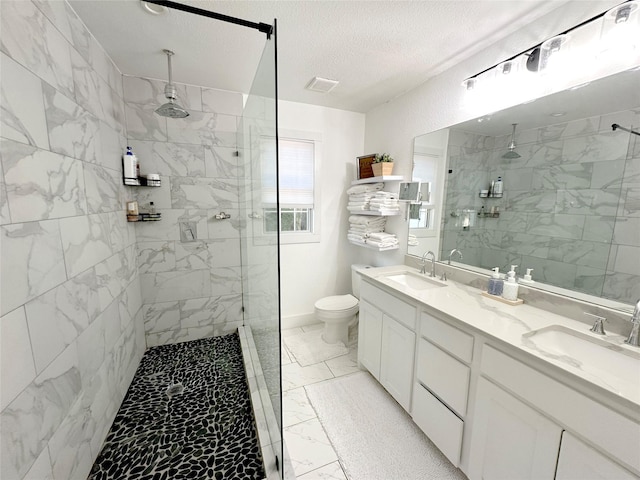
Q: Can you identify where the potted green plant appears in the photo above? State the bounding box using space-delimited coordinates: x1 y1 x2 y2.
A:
372 153 394 176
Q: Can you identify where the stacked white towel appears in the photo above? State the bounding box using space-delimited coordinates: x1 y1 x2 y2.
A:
369 191 400 214
347 215 387 243
346 183 384 195
348 215 386 225
347 192 375 212
365 232 399 249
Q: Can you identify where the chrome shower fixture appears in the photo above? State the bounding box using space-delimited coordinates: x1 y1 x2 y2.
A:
503 123 521 159
155 49 189 119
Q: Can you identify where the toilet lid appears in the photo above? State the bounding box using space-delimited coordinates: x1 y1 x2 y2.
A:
315 294 358 311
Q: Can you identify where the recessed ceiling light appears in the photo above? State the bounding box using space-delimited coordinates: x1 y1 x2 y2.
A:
141 1 167 15
550 112 566 117
305 77 339 93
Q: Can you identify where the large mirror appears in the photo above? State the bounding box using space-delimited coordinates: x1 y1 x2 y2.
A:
409 68 640 305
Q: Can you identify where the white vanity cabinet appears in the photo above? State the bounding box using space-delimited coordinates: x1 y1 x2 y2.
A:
467 344 640 480
556 432 639 480
379 313 415 410
358 269 640 480
467 377 562 480
411 312 473 466
358 280 417 411
358 300 384 378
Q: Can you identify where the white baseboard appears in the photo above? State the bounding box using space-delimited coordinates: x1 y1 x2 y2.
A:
281 312 318 330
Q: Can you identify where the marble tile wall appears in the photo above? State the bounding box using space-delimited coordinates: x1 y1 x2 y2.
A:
0 1 146 479
123 74 246 346
442 109 640 303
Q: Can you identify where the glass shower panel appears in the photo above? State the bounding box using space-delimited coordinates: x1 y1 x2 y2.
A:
237 30 283 477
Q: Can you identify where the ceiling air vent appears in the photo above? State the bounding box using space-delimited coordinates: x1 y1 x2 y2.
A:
305 76 339 93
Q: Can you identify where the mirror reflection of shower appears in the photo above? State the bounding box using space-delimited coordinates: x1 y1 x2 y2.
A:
155 49 190 118
502 123 521 159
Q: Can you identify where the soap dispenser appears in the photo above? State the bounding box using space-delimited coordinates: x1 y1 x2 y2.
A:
487 267 504 296
502 265 519 301
520 268 535 284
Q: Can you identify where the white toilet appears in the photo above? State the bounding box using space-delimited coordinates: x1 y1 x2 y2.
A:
314 264 371 345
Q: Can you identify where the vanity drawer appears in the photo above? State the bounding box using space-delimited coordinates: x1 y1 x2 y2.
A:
362 281 416 330
420 312 473 363
412 382 463 467
416 337 470 416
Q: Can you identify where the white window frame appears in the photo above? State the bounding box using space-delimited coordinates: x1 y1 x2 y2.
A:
262 129 322 244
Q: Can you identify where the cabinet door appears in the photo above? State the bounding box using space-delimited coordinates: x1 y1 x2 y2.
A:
380 315 415 411
556 431 638 480
357 300 383 379
467 377 562 480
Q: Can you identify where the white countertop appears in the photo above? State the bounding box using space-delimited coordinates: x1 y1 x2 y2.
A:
361 265 640 410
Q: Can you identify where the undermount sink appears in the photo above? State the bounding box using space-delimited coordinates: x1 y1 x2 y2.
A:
382 271 447 291
522 325 640 390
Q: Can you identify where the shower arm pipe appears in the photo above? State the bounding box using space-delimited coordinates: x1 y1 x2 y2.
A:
144 0 274 38
612 123 640 137
166 51 172 86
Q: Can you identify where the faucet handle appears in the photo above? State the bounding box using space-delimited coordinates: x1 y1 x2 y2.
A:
584 312 607 335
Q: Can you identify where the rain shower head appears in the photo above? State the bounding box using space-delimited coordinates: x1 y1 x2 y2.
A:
155 49 189 119
503 123 521 159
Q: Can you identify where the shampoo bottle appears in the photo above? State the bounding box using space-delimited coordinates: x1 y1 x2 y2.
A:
123 146 139 185
493 176 503 197
502 265 519 301
487 267 504 296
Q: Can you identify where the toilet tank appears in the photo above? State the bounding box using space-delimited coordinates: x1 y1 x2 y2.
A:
351 264 372 299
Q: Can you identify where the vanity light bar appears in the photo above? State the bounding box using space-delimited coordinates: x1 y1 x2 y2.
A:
461 0 636 86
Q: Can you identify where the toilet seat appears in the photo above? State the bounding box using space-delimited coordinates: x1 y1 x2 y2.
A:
315 294 358 311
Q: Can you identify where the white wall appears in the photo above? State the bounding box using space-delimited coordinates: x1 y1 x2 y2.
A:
360 0 623 267
278 101 365 327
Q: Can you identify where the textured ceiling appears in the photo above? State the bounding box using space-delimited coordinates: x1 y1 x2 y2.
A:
69 0 573 113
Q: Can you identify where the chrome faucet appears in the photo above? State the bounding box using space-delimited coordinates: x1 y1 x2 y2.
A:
420 250 436 277
448 248 463 265
625 298 640 347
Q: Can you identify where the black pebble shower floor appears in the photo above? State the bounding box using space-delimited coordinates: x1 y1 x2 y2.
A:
89 333 265 480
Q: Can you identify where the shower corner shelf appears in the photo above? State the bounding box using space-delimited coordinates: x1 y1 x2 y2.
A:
128 213 162 223
124 178 161 187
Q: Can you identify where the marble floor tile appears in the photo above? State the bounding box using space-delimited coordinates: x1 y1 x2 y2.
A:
301 323 323 333
284 418 338 477
282 327 304 338
325 347 360 378
282 362 334 392
298 461 347 480
281 344 293 365
283 387 316 428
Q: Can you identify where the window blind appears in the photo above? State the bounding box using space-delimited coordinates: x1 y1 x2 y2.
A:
261 137 314 207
